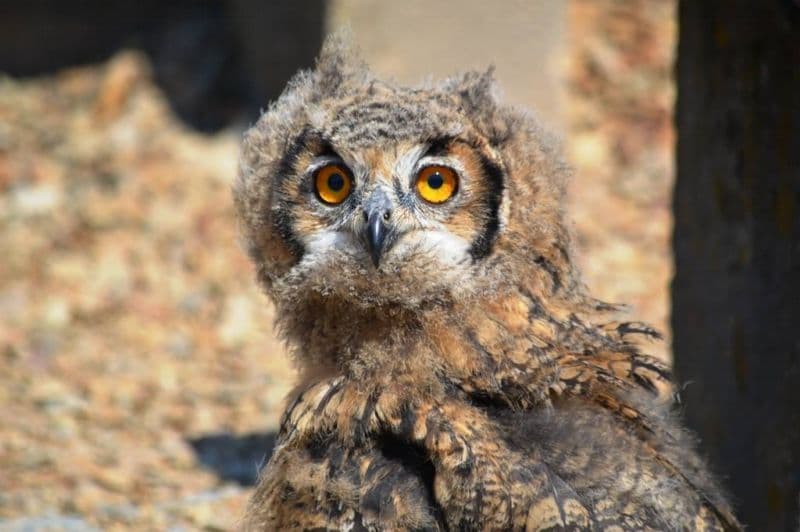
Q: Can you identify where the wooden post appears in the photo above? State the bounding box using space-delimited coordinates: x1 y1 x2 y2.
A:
673 1 800 529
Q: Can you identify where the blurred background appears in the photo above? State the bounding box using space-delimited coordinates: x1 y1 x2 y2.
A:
1 1 796 530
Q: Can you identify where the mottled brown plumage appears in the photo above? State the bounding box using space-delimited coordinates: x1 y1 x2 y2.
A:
234 33 741 531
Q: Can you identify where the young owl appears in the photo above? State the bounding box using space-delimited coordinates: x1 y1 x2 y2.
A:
233 34 741 531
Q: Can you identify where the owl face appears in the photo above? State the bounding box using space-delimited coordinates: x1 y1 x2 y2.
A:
263 95 508 306
235 35 569 310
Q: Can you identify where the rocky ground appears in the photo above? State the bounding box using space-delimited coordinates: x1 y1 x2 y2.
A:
0 3 674 529
0 53 289 529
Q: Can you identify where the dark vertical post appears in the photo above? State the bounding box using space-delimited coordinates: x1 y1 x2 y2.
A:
673 1 800 529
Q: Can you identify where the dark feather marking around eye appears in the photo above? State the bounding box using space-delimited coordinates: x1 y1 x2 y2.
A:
423 136 455 157
468 155 504 260
273 128 314 259
276 127 312 184
316 139 340 158
297 177 314 195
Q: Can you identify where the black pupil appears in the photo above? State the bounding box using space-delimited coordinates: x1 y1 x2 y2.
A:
327 173 345 191
427 172 444 189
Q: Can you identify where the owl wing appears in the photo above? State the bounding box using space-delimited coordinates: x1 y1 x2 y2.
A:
246 372 740 531
242 431 444 531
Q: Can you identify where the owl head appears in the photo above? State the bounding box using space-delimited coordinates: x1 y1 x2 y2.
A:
234 33 578 313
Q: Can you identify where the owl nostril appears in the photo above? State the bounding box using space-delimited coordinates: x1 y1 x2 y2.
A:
364 209 391 222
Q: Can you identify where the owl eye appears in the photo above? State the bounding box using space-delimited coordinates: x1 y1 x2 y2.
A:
314 164 353 205
416 165 458 204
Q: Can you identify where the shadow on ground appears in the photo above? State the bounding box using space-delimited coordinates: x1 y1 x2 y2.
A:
188 431 278 486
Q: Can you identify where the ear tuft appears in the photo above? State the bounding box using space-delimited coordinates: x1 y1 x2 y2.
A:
443 66 498 112
314 29 370 95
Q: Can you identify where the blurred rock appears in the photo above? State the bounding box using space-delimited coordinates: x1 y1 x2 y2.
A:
567 0 675 361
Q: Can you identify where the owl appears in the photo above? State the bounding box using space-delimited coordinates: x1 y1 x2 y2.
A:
233 34 741 531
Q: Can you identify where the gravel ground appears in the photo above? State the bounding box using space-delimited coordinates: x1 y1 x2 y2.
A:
0 3 674 528
0 53 290 529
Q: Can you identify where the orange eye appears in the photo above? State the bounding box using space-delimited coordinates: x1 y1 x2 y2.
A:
314 164 352 205
416 165 458 204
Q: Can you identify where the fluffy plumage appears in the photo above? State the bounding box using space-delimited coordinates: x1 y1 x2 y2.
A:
234 33 740 531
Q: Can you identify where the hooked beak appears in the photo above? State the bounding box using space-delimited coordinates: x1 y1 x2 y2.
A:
365 210 389 267
362 188 394 267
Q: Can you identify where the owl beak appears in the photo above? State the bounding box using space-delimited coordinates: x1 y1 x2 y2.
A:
362 189 394 267
364 210 390 267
